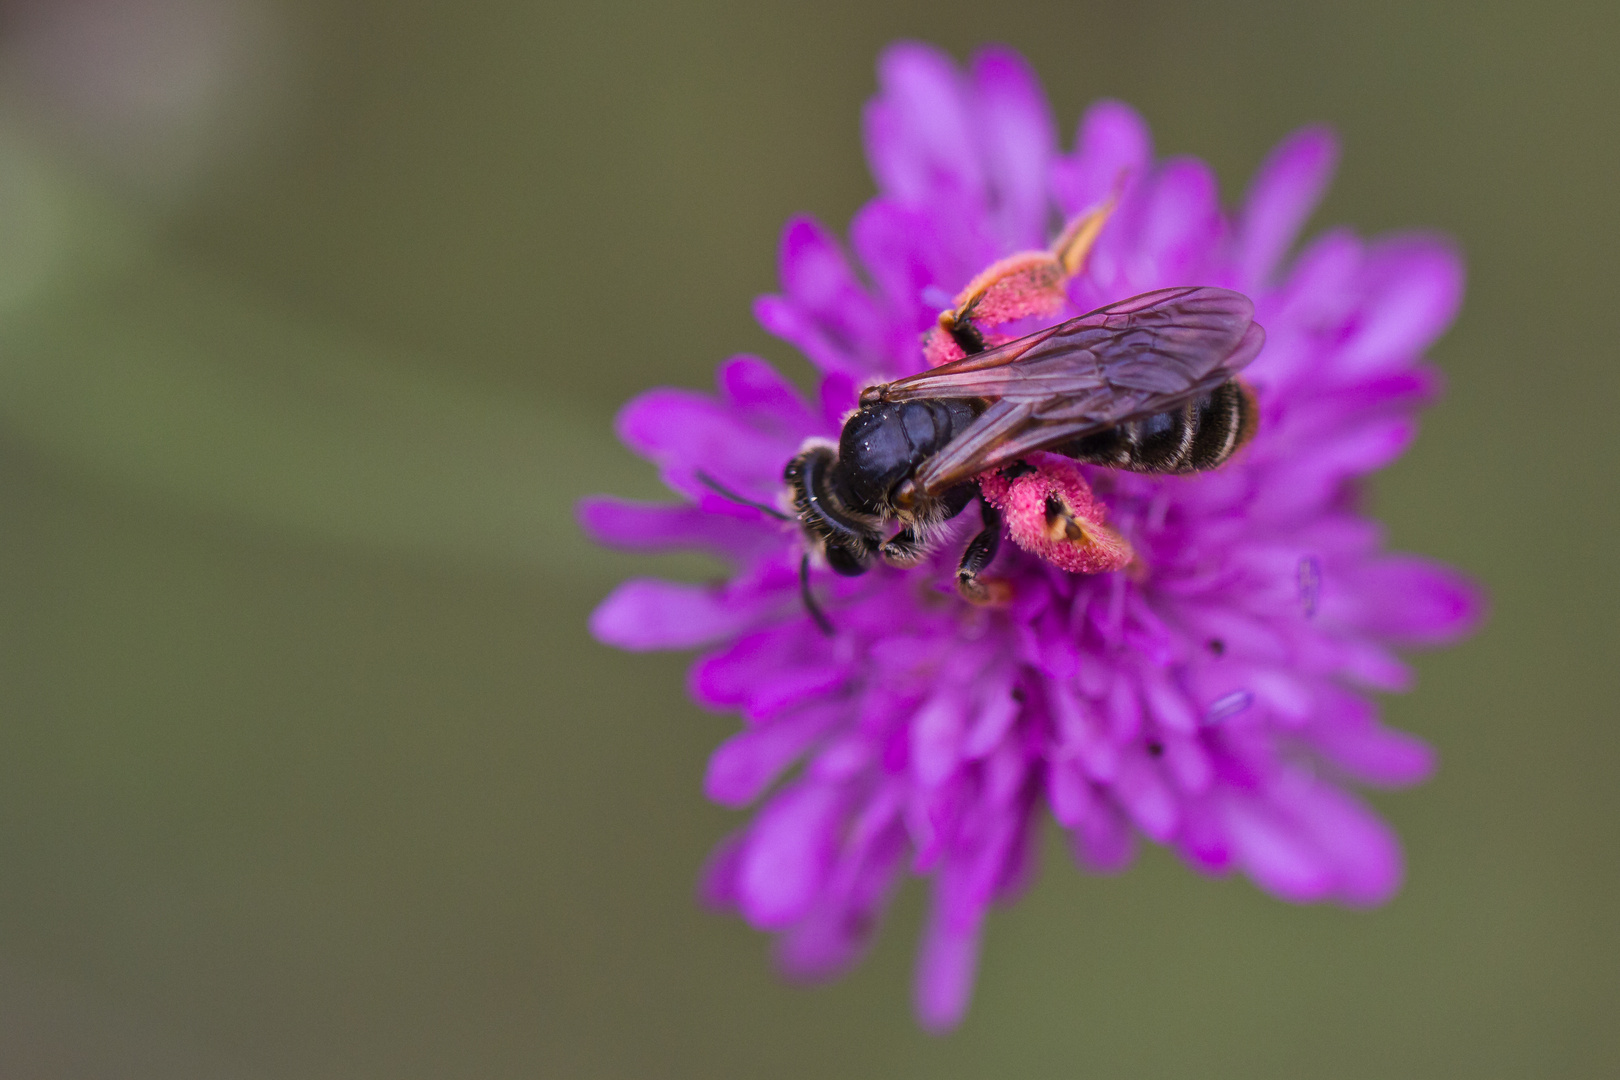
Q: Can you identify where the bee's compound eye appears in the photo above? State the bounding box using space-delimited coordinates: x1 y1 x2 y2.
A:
825 543 868 577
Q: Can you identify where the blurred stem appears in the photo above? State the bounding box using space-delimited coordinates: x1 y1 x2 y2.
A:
0 121 654 581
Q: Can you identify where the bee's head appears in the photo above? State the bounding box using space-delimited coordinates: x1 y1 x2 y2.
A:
784 445 880 577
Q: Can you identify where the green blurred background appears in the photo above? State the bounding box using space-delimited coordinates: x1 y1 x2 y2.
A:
0 0 1612 1075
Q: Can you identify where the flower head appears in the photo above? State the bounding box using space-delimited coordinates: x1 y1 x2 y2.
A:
581 42 1480 1031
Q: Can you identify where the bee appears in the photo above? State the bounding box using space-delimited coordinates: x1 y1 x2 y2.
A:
784 284 1265 617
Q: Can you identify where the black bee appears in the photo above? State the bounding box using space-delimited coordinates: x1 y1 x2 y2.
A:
784 286 1264 615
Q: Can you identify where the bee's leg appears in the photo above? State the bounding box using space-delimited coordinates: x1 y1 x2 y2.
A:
799 553 836 637
878 525 927 566
925 200 1119 368
957 500 1010 605
940 312 988 356
881 483 975 566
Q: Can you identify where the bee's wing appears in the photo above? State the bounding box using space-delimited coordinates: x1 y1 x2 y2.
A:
883 287 1264 494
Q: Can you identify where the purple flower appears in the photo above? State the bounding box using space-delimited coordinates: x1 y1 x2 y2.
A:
581 42 1481 1031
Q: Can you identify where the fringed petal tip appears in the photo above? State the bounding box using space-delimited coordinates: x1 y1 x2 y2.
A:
1338 234 1465 376
1311 718 1438 789
697 830 747 911
866 42 983 209
1225 785 1406 907
577 495 777 557
588 579 756 652
1051 98 1152 216
1343 556 1487 647
913 900 983 1033
966 44 1058 249
1238 124 1340 289
733 783 845 929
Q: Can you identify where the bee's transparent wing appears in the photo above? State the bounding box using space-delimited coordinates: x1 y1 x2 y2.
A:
881 287 1264 494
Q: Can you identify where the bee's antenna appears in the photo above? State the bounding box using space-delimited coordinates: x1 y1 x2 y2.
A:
695 470 790 521
799 553 836 637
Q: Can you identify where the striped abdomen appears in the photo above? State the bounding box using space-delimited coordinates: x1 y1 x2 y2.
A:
1056 380 1258 475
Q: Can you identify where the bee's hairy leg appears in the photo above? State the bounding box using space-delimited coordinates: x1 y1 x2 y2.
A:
940 310 987 356
956 500 1011 605
879 525 928 566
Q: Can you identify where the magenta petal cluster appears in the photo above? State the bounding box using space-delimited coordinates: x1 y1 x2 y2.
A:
581 42 1480 1031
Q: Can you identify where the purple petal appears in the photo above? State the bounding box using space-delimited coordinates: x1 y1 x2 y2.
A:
1105 674 1142 741
968 45 1057 249
737 782 846 929
809 733 874 784
1140 667 1198 734
1046 759 1090 828
758 217 891 376
1272 227 1363 324
1070 792 1137 874
1123 157 1223 289
911 690 969 786
961 671 1020 758
1246 228 1363 388
690 625 848 719
1336 235 1465 377
774 813 906 979
615 388 792 500
1334 556 1485 645
913 874 984 1033
589 578 766 651
717 355 819 435
1188 661 1313 728
1247 417 1417 520
850 198 938 339
697 829 749 910
1332 637 1416 693
1111 751 1181 841
1051 99 1152 216
1048 681 1119 781
865 42 984 208
576 496 776 557
1289 783 1405 906
704 703 843 807
960 787 1029 907
818 371 859 428
1237 126 1340 289
991 801 1041 901
1161 733 1214 795
753 295 824 368
982 737 1031 807
779 217 862 313
1222 794 1336 902
1305 690 1436 787
1175 797 1233 874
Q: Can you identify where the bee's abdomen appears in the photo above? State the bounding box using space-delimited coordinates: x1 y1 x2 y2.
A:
1058 380 1256 475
